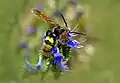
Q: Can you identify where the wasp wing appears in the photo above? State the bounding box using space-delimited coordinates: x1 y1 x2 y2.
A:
31 8 59 27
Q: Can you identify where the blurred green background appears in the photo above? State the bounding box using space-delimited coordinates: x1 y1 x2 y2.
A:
0 0 120 83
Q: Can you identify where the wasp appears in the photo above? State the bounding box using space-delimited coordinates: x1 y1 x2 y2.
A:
31 8 87 68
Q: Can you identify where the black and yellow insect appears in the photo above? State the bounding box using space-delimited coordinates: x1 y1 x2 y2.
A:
31 8 87 66
42 30 56 57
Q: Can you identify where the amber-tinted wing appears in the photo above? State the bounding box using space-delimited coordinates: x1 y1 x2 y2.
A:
31 8 59 26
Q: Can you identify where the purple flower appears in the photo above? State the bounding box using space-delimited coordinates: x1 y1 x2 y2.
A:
53 53 69 71
69 0 78 5
68 33 79 39
25 58 39 72
36 65 41 70
68 33 72 39
25 52 42 72
60 63 69 71
36 4 43 9
54 53 62 65
42 33 46 40
52 47 59 54
19 42 28 49
67 39 83 48
27 26 36 34
54 9 61 17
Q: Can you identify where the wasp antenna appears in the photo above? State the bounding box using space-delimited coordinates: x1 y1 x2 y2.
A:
59 12 68 28
70 31 87 36
71 23 79 32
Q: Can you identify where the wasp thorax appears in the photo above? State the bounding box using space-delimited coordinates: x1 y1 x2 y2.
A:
59 31 69 45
